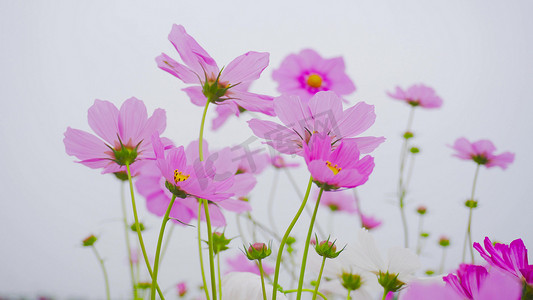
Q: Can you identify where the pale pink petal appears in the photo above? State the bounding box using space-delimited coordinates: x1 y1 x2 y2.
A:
335 102 376 137
471 140 497 155
228 90 275 116
343 136 386 154
137 108 166 148
118 97 148 146
478 270 522 300
64 127 110 169
218 198 252 213
308 91 344 134
87 99 120 145
273 95 311 137
212 104 238 130
182 86 207 107
221 51 269 84
248 119 300 154
155 53 199 84
486 152 515 169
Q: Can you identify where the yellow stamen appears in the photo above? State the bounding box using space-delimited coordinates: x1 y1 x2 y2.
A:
306 74 323 88
173 169 190 183
326 161 341 175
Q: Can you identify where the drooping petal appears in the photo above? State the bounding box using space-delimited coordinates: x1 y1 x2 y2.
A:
228 90 275 116
155 53 199 84
182 86 208 107
221 51 269 84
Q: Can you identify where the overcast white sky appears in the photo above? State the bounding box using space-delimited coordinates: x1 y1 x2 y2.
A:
1 1 532 299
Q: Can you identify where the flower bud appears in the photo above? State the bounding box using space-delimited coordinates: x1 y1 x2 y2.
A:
137 282 151 289
377 271 405 293
245 242 272 260
82 234 97 247
465 199 478 208
130 222 145 232
314 236 344 259
177 282 187 297
420 232 430 238
438 236 450 247
416 205 427 215
410 147 420 154
403 131 414 139
212 231 232 255
425 269 435 276
341 272 362 291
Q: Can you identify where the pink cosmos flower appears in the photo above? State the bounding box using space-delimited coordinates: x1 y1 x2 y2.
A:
156 24 274 116
271 155 299 169
225 253 274 276
360 212 382 230
64 98 166 174
443 264 488 299
474 237 532 284
451 138 515 169
177 281 187 297
387 84 443 108
303 134 375 190
272 49 356 102
316 190 357 213
248 91 385 156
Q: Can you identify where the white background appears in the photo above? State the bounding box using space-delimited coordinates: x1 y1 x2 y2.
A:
1 0 532 299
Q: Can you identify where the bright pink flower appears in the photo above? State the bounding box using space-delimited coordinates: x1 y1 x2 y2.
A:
451 138 515 169
403 282 462 300
177 281 187 297
272 49 355 102
474 237 531 284
303 134 374 190
225 253 274 276
387 84 443 108
359 212 382 230
156 24 274 116
316 190 357 213
443 264 488 299
64 98 166 174
271 155 299 169
248 91 385 156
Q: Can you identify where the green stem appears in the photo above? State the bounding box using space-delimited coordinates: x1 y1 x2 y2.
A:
271 176 314 300
159 224 174 264
150 195 176 299
217 254 222 300
382 289 390 300
198 100 210 161
203 198 218 300
258 260 268 300
91 245 111 300
120 181 137 299
312 256 327 300
346 289 351 300
398 107 415 248
439 247 447 274
198 202 210 300
416 215 424 255
296 186 325 300
283 289 328 300
125 163 164 299
462 164 481 263
352 189 364 228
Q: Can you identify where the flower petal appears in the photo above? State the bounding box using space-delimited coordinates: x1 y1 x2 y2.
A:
221 51 269 84
87 99 120 145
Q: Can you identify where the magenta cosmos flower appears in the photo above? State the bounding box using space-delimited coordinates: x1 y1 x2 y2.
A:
64 98 166 174
248 91 385 156
387 84 443 108
451 138 515 169
272 49 355 102
156 24 274 116
271 155 299 169
303 134 375 190
316 190 357 213
225 253 274 276
474 237 532 284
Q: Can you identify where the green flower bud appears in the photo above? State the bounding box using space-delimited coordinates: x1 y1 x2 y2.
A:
425 269 435 276
403 131 414 139
245 242 272 260
410 147 420 154
341 272 363 291
465 199 478 208
377 271 405 293
420 232 430 238
416 206 427 215
212 231 232 255
130 222 145 232
82 234 97 247
438 236 450 247
314 235 344 259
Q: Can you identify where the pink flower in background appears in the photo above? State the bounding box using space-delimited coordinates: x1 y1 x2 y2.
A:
387 84 443 108
249 91 384 156
64 98 166 174
443 264 488 299
177 281 187 297
316 190 357 213
156 24 274 116
474 237 532 284
359 212 382 230
271 155 299 169
272 49 356 102
225 253 274 276
303 134 375 190
451 138 515 169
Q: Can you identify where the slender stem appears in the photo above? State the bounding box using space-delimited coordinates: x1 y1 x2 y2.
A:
217 254 222 300
416 215 424 255
312 256 327 300
398 107 416 248
120 181 137 299
346 290 351 300
198 100 211 161
283 289 328 300
462 164 481 263
197 202 210 300
125 163 164 299
352 189 364 228
439 248 447 274
284 169 326 237
267 170 280 236
258 260 268 300
271 176 314 300
91 245 111 300
150 195 177 299
296 186 325 300
382 289 390 300
202 198 218 300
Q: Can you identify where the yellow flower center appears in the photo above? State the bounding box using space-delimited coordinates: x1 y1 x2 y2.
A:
326 161 341 175
174 169 190 183
306 74 323 88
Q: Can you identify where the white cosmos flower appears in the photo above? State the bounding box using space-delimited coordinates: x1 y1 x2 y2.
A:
221 272 288 300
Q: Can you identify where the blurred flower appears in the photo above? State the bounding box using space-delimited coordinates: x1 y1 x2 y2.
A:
316 190 357 213
64 98 166 174
387 84 442 108
221 272 287 300
474 237 532 284
303 134 375 190
451 138 514 169
271 155 299 169
177 281 187 297
248 91 384 156
156 24 274 117
272 49 356 102
359 212 382 230
225 253 274 276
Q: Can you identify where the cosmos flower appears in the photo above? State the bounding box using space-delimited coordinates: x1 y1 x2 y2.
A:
249 91 384 156
451 138 515 169
387 84 443 108
315 190 357 213
272 49 355 102
303 134 375 190
359 212 382 230
221 272 287 300
270 155 299 169
177 281 187 297
474 237 532 284
156 24 274 116
225 253 274 276
64 97 166 174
